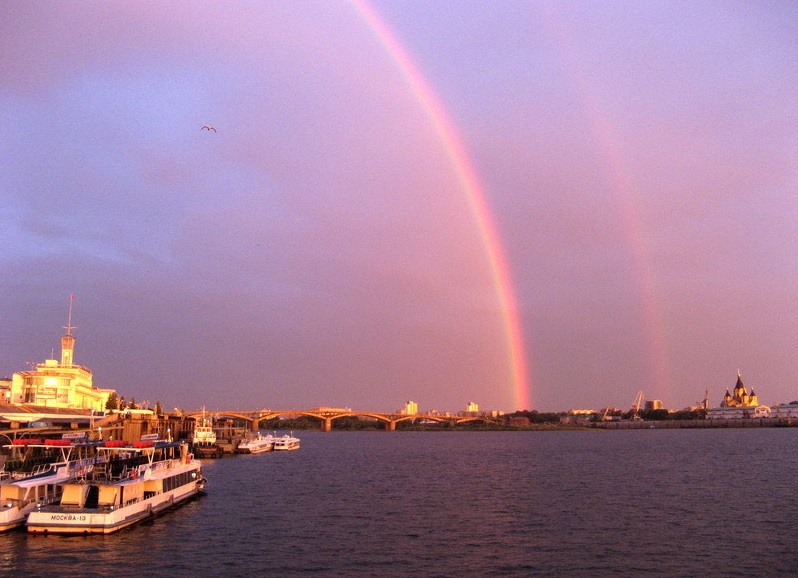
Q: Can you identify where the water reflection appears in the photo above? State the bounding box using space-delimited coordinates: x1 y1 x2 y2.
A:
2 430 798 577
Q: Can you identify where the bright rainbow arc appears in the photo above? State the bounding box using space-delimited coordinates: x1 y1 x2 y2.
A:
350 0 532 410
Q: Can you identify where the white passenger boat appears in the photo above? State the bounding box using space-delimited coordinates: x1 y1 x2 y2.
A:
26 440 205 535
0 435 104 532
236 432 274 454
272 433 300 451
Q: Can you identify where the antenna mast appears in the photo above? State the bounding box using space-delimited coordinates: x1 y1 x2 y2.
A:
60 295 77 367
64 294 76 336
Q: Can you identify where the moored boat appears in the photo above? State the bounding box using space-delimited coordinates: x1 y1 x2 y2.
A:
272 433 300 451
0 437 101 532
26 440 205 535
191 412 224 459
1 463 79 532
236 432 274 454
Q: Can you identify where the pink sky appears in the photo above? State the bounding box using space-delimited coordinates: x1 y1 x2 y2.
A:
1 1 796 413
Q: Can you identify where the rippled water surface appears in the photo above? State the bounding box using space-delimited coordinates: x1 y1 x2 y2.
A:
3 429 797 577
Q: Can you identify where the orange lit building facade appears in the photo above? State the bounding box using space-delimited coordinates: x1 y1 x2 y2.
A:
8 328 114 412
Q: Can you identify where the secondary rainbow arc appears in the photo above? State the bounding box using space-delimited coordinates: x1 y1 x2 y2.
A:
540 4 670 401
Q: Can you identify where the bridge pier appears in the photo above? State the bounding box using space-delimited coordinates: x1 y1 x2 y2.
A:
322 418 332 432
251 419 260 432
386 421 395 431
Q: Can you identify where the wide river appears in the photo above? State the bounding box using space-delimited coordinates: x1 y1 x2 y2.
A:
2 428 797 577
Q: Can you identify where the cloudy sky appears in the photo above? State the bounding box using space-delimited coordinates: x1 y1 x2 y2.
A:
2 1 796 413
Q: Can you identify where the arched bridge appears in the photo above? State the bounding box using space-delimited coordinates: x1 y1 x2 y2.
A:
180 409 499 432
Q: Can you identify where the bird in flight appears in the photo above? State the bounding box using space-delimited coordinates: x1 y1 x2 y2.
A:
201 125 217 132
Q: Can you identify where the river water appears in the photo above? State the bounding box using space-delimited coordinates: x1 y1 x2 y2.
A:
2 429 797 577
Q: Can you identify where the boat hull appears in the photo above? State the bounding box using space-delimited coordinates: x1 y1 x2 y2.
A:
0 462 80 532
192 444 224 459
0 506 28 532
272 436 300 451
27 479 203 535
235 434 274 454
236 445 272 454
273 444 300 450
0 495 61 532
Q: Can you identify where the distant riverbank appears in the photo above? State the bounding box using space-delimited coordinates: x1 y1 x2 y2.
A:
253 416 798 432
592 417 798 429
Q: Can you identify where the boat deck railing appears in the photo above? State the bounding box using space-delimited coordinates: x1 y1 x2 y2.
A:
94 457 185 482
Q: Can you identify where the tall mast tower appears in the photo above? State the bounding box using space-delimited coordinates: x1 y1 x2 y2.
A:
61 295 76 367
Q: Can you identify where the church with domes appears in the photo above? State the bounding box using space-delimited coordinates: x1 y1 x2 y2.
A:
708 371 770 419
720 372 759 407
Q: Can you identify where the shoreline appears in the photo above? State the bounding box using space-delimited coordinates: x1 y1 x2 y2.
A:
591 417 798 429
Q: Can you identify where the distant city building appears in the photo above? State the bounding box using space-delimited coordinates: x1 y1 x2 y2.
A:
466 401 479 413
770 402 798 419
707 405 771 419
561 409 595 425
0 377 11 403
561 409 597 425
644 400 664 411
7 305 114 412
401 401 418 415
707 372 770 419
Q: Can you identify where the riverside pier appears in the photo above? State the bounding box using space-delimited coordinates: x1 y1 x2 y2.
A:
2 406 797 454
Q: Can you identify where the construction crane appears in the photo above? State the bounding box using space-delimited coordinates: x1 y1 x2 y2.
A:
696 389 709 414
631 391 644 420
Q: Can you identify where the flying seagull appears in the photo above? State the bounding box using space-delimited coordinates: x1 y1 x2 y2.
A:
201 125 217 132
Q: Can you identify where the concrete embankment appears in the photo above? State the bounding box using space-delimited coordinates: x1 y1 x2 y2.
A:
594 418 797 429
